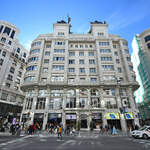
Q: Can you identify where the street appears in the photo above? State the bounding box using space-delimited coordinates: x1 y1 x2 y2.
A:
0 133 150 150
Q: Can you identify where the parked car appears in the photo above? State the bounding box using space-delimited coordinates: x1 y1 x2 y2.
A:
131 126 150 139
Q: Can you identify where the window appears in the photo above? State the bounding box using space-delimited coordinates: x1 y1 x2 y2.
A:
79 98 88 108
89 68 96 73
68 78 75 83
23 52 26 58
30 49 40 54
79 59 84 64
100 49 111 53
79 52 84 56
91 78 97 82
49 98 62 110
126 57 131 62
54 49 65 53
28 57 39 62
0 59 4 65
53 57 65 61
145 35 150 42
44 59 49 63
118 68 122 73
113 45 117 48
38 89 48 96
116 59 120 64
101 57 112 61
122 42 128 46
99 42 109 46
80 45 83 48
46 44 51 48
7 74 13 81
80 78 85 80
18 71 22 77
104 89 115 96
79 68 85 73
10 67 15 73
69 59 75 64
5 83 11 88
16 48 20 53
69 52 75 56
36 98 46 110
66 97 76 108
102 65 114 71
124 49 129 54
1 37 6 43
68 68 75 72
89 52 94 56
129 65 133 71
41 78 47 82
24 76 35 82
43 67 48 73
58 32 64 36
8 41 12 45
55 41 65 45
10 30 15 39
45 51 50 56
89 44 93 48
98 32 104 36
147 43 150 49
51 76 64 82
1 92 8 100
131 75 136 81
3 27 11 35
89 59 95 64
27 65 37 71
52 65 64 71
75 45 78 48
114 51 118 56
25 98 33 110
0 25 4 33
85 45 88 48
31 41 41 47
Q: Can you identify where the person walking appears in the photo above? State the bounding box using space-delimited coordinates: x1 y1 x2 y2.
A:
112 126 117 135
57 125 63 140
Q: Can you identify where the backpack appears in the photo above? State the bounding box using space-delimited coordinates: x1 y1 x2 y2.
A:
58 126 62 133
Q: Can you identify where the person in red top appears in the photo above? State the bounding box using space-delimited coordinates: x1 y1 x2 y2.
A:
33 124 36 133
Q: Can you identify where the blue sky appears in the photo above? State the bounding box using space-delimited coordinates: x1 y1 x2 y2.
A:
0 0 150 53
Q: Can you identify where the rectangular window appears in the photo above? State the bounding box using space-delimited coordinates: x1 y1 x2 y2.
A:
53 57 65 61
58 32 64 36
91 78 97 82
126 57 131 61
10 67 15 73
97 32 104 36
102 65 114 71
129 65 133 71
1 37 6 43
114 51 118 56
79 52 84 56
36 98 46 110
55 41 65 45
45 51 50 56
116 59 120 64
68 68 75 72
30 49 40 54
31 41 41 47
79 68 85 73
0 58 4 65
69 59 75 64
1 92 8 100
0 25 4 33
46 44 51 48
69 52 75 56
10 30 15 39
3 27 11 36
43 67 48 73
27 65 37 71
79 59 84 64
23 52 26 58
54 49 65 53
7 74 13 81
44 59 49 63
51 76 64 82
52 65 64 71
99 42 109 46
100 49 111 53
89 59 95 64
118 68 122 73
89 52 94 56
89 68 96 73
24 76 35 82
101 57 112 61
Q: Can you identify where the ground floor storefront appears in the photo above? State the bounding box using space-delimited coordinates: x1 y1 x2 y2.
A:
21 110 139 132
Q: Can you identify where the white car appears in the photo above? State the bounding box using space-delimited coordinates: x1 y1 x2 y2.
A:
131 126 150 139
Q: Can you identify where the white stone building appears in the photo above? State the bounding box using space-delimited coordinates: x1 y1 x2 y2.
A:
0 21 28 121
21 20 139 131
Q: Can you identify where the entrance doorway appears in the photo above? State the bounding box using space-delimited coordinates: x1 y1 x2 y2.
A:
33 113 44 130
107 120 121 130
81 119 87 128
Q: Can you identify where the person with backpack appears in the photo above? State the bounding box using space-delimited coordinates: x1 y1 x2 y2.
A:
57 125 63 140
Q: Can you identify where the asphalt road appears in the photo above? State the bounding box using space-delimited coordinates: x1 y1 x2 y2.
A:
0 134 150 150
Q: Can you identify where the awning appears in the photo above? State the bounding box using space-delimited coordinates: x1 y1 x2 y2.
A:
125 113 134 119
106 113 120 119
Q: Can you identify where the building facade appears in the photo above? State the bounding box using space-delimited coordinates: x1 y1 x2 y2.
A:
132 28 150 125
0 21 28 122
21 20 139 131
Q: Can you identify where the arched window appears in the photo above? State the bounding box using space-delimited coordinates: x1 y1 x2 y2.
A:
66 89 76 108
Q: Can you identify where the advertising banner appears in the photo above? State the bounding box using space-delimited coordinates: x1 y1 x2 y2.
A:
106 113 120 119
125 113 134 119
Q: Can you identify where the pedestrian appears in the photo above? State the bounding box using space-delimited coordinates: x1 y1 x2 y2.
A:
112 126 117 135
57 125 62 140
99 124 103 134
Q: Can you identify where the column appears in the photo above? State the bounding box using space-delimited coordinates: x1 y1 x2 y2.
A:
62 88 67 129
128 87 140 127
87 88 91 130
116 87 127 132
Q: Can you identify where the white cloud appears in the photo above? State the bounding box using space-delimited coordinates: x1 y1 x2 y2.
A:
23 40 32 50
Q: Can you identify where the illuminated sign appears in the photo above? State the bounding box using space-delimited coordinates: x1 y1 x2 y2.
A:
125 113 134 119
106 113 120 119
